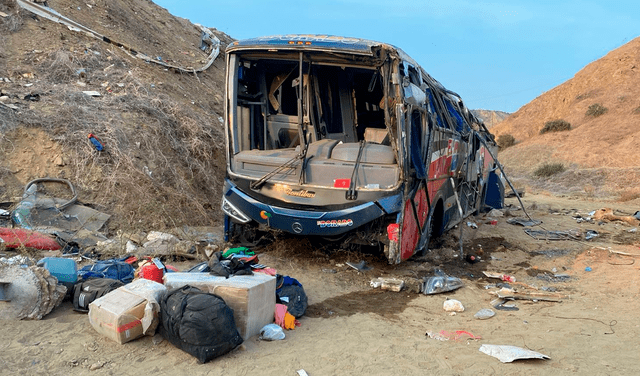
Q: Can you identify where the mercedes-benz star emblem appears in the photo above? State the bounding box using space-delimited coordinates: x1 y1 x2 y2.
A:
292 222 303 234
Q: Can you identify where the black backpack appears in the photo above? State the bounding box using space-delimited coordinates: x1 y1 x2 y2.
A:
277 284 308 318
160 285 243 363
73 278 124 312
276 275 308 318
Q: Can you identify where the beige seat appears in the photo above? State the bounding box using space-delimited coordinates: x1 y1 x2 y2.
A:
364 128 389 144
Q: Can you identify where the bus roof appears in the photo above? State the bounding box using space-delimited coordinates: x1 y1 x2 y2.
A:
227 34 408 58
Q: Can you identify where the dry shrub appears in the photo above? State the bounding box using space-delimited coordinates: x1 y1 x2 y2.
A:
633 106 640 115
42 50 80 83
540 119 571 134
617 189 640 202
533 162 565 178
38 47 107 84
585 103 608 118
497 133 515 149
0 106 19 134
583 184 596 198
0 0 22 33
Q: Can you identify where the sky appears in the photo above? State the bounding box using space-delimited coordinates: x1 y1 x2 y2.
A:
154 0 639 113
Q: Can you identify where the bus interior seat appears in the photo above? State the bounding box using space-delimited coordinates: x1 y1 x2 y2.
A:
364 128 390 145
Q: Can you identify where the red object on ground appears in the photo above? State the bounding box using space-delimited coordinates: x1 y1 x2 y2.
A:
438 330 482 341
139 264 164 284
0 227 61 250
501 274 516 283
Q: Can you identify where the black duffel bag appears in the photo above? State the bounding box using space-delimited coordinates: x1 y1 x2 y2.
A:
160 285 243 363
73 278 124 312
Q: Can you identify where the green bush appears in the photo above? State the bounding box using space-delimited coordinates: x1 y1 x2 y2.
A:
540 119 571 134
497 133 515 149
533 163 566 178
585 103 608 117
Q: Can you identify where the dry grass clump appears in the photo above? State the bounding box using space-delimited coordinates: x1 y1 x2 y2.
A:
40 48 105 84
617 189 640 202
585 103 608 118
540 119 571 134
44 50 80 83
497 133 515 149
0 0 22 33
533 162 566 178
0 106 19 134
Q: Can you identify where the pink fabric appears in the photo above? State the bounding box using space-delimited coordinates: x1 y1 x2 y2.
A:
275 303 288 328
255 267 277 276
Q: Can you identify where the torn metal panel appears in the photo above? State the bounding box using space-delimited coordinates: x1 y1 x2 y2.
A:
0 264 66 320
524 229 578 240
11 178 110 247
480 344 550 363
506 217 542 227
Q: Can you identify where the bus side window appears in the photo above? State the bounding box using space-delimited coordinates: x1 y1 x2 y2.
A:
426 89 446 130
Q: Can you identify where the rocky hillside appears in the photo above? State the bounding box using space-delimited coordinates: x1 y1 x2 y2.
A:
491 37 640 200
0 0 234 232
471 109 510 129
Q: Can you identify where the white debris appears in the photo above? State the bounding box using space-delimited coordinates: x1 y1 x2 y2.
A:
443 298 464 312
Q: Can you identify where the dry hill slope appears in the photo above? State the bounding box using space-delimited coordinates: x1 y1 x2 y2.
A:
0 0 234 231
492 36 640 198
470 109 510 129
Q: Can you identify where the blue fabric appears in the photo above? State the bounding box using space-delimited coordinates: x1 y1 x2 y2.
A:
426 90 444 128
276 275 302 294
446 101 465 133
78 260 134 284
410 121 426 179
282 276 301 287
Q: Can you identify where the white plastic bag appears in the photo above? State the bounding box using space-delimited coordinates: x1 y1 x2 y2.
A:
259 324 285 341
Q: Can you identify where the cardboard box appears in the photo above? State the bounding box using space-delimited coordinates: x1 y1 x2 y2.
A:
164 273 276 340
88 279 166 344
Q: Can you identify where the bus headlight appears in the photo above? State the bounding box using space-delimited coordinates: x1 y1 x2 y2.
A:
222 197 250 223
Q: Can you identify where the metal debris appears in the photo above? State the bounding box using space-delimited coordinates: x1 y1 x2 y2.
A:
506 217 542 227
0 264 66 319
480 344 550 363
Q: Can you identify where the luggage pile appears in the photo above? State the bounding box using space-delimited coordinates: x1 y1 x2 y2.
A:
1 248 308 364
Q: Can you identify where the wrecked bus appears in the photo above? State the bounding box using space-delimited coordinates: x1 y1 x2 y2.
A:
221 35 504 263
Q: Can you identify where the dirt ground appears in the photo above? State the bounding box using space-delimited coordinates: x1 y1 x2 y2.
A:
1 193 639 376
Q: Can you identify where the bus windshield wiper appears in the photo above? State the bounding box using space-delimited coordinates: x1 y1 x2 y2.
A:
250 154 302 191
346 141 366 200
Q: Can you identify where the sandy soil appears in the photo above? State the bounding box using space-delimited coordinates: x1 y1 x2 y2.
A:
1 193 639 375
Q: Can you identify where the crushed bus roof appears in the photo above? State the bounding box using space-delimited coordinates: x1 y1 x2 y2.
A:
228 34 384 53
228 34 421 72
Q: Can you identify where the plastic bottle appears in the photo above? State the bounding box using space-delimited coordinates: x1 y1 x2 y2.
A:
11 183 37 229
88 133 105 151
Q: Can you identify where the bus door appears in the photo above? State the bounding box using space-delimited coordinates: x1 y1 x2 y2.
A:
398 109 430 261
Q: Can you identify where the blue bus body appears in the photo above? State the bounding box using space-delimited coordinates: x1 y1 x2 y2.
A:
222 34 503 262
